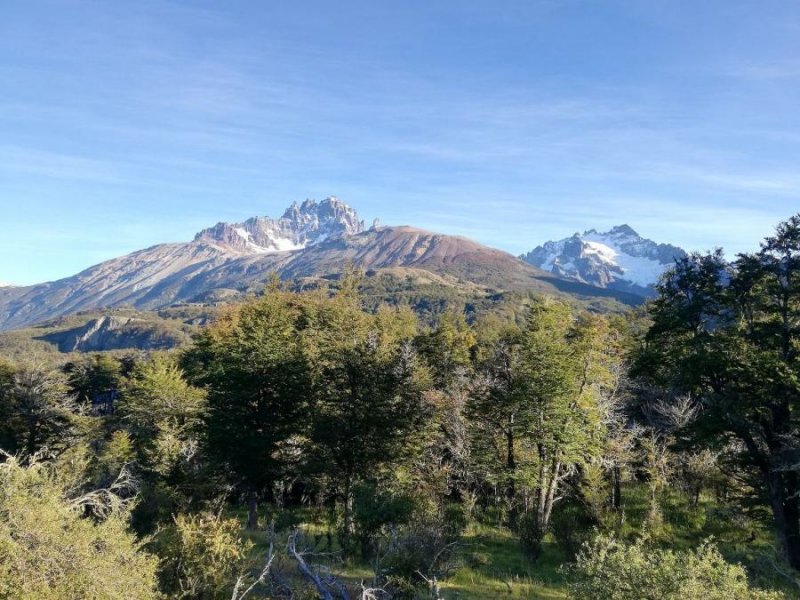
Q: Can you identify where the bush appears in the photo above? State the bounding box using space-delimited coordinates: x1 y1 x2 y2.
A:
0 456 159 600
550 501 595 559
442 502 468 540
378 521 461 596
517 510 545 560
568 534 785 600
158 511 253 600
352 482 416 556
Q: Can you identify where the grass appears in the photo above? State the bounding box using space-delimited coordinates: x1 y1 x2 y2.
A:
236 509 568 599
440 525 567 599
227 483 799 599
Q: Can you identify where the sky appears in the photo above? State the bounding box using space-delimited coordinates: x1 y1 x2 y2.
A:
1 0 800 285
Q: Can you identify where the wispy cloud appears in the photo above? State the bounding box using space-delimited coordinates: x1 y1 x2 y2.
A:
2 0 799 283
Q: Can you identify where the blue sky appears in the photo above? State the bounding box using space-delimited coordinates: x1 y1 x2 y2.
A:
2 0 800 285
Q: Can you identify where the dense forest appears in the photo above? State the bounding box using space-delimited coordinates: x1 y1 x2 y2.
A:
2 215 800 599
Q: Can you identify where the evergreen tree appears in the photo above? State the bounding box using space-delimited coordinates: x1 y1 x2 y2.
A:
639 214 800 568
0 363 78 456
302 288 429 542
184 288 311 529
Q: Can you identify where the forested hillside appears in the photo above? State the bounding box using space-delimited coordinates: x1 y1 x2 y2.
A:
2 216 800 599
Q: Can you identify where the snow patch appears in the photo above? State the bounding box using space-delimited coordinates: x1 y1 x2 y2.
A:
581 234 664 287
271 237 305 252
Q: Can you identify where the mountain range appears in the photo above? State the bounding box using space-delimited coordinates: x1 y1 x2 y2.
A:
0 198 684 333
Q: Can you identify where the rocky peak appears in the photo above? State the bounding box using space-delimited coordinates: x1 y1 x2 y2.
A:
521 225 687 295
194 196 365 254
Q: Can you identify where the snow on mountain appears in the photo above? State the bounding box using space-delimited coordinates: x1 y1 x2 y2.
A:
521 224 686 295
0 281 16 288
194 196 364 254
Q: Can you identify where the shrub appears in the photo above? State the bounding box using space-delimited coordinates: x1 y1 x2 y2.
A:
568 534 785 600
517 510 545 560
442 502 468 540
159 511 253 599
550 501 595 559
378 521 461 596
352 482 416 556
0 456 159 600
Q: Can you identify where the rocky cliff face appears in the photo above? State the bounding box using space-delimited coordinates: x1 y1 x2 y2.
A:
39 315 188 352
521 225 686 296
193 197 364 253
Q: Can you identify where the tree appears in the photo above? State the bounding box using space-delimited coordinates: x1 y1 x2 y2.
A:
184 289 311 529
115 354 208 529
469 303 609 528
638 214 800 568
416 310 476 389
0 363 79 456
64 353 123 404
305 290 429 542
467 322 525 511
119 353 207 476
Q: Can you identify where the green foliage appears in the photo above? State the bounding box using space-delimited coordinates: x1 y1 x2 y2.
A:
4 217 800 599
65 353 123 403
297 287 429 542
638 213 800 568
353 482 417 555
185 289 311 527
549 502 595 559
377 521 461 594
0 456 159 600
113 353 209 530
119 353 207 475
158 511 253 600
416 310 476 387
91 429 136 487
517 509 547 559
468 301 614 539
568 534 784 600
0 363 80 455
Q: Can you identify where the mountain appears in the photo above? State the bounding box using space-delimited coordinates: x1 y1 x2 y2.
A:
0 199 643 332
194 197 364 253
0 282 15 288
520 224 686 296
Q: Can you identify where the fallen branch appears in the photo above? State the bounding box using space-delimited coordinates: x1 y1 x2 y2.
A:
231 537 275 600
287 530 335 600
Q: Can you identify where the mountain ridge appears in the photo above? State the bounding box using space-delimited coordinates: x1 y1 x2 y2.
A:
520 224 686 296
193 197 364 254
0 199 645 331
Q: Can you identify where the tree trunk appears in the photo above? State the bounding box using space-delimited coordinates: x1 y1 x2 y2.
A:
246 489 259 530
542 459 561 529
536 443 547 527
767 471 800 570
506 415 516 502
342 476 355 547
611 465 622 510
